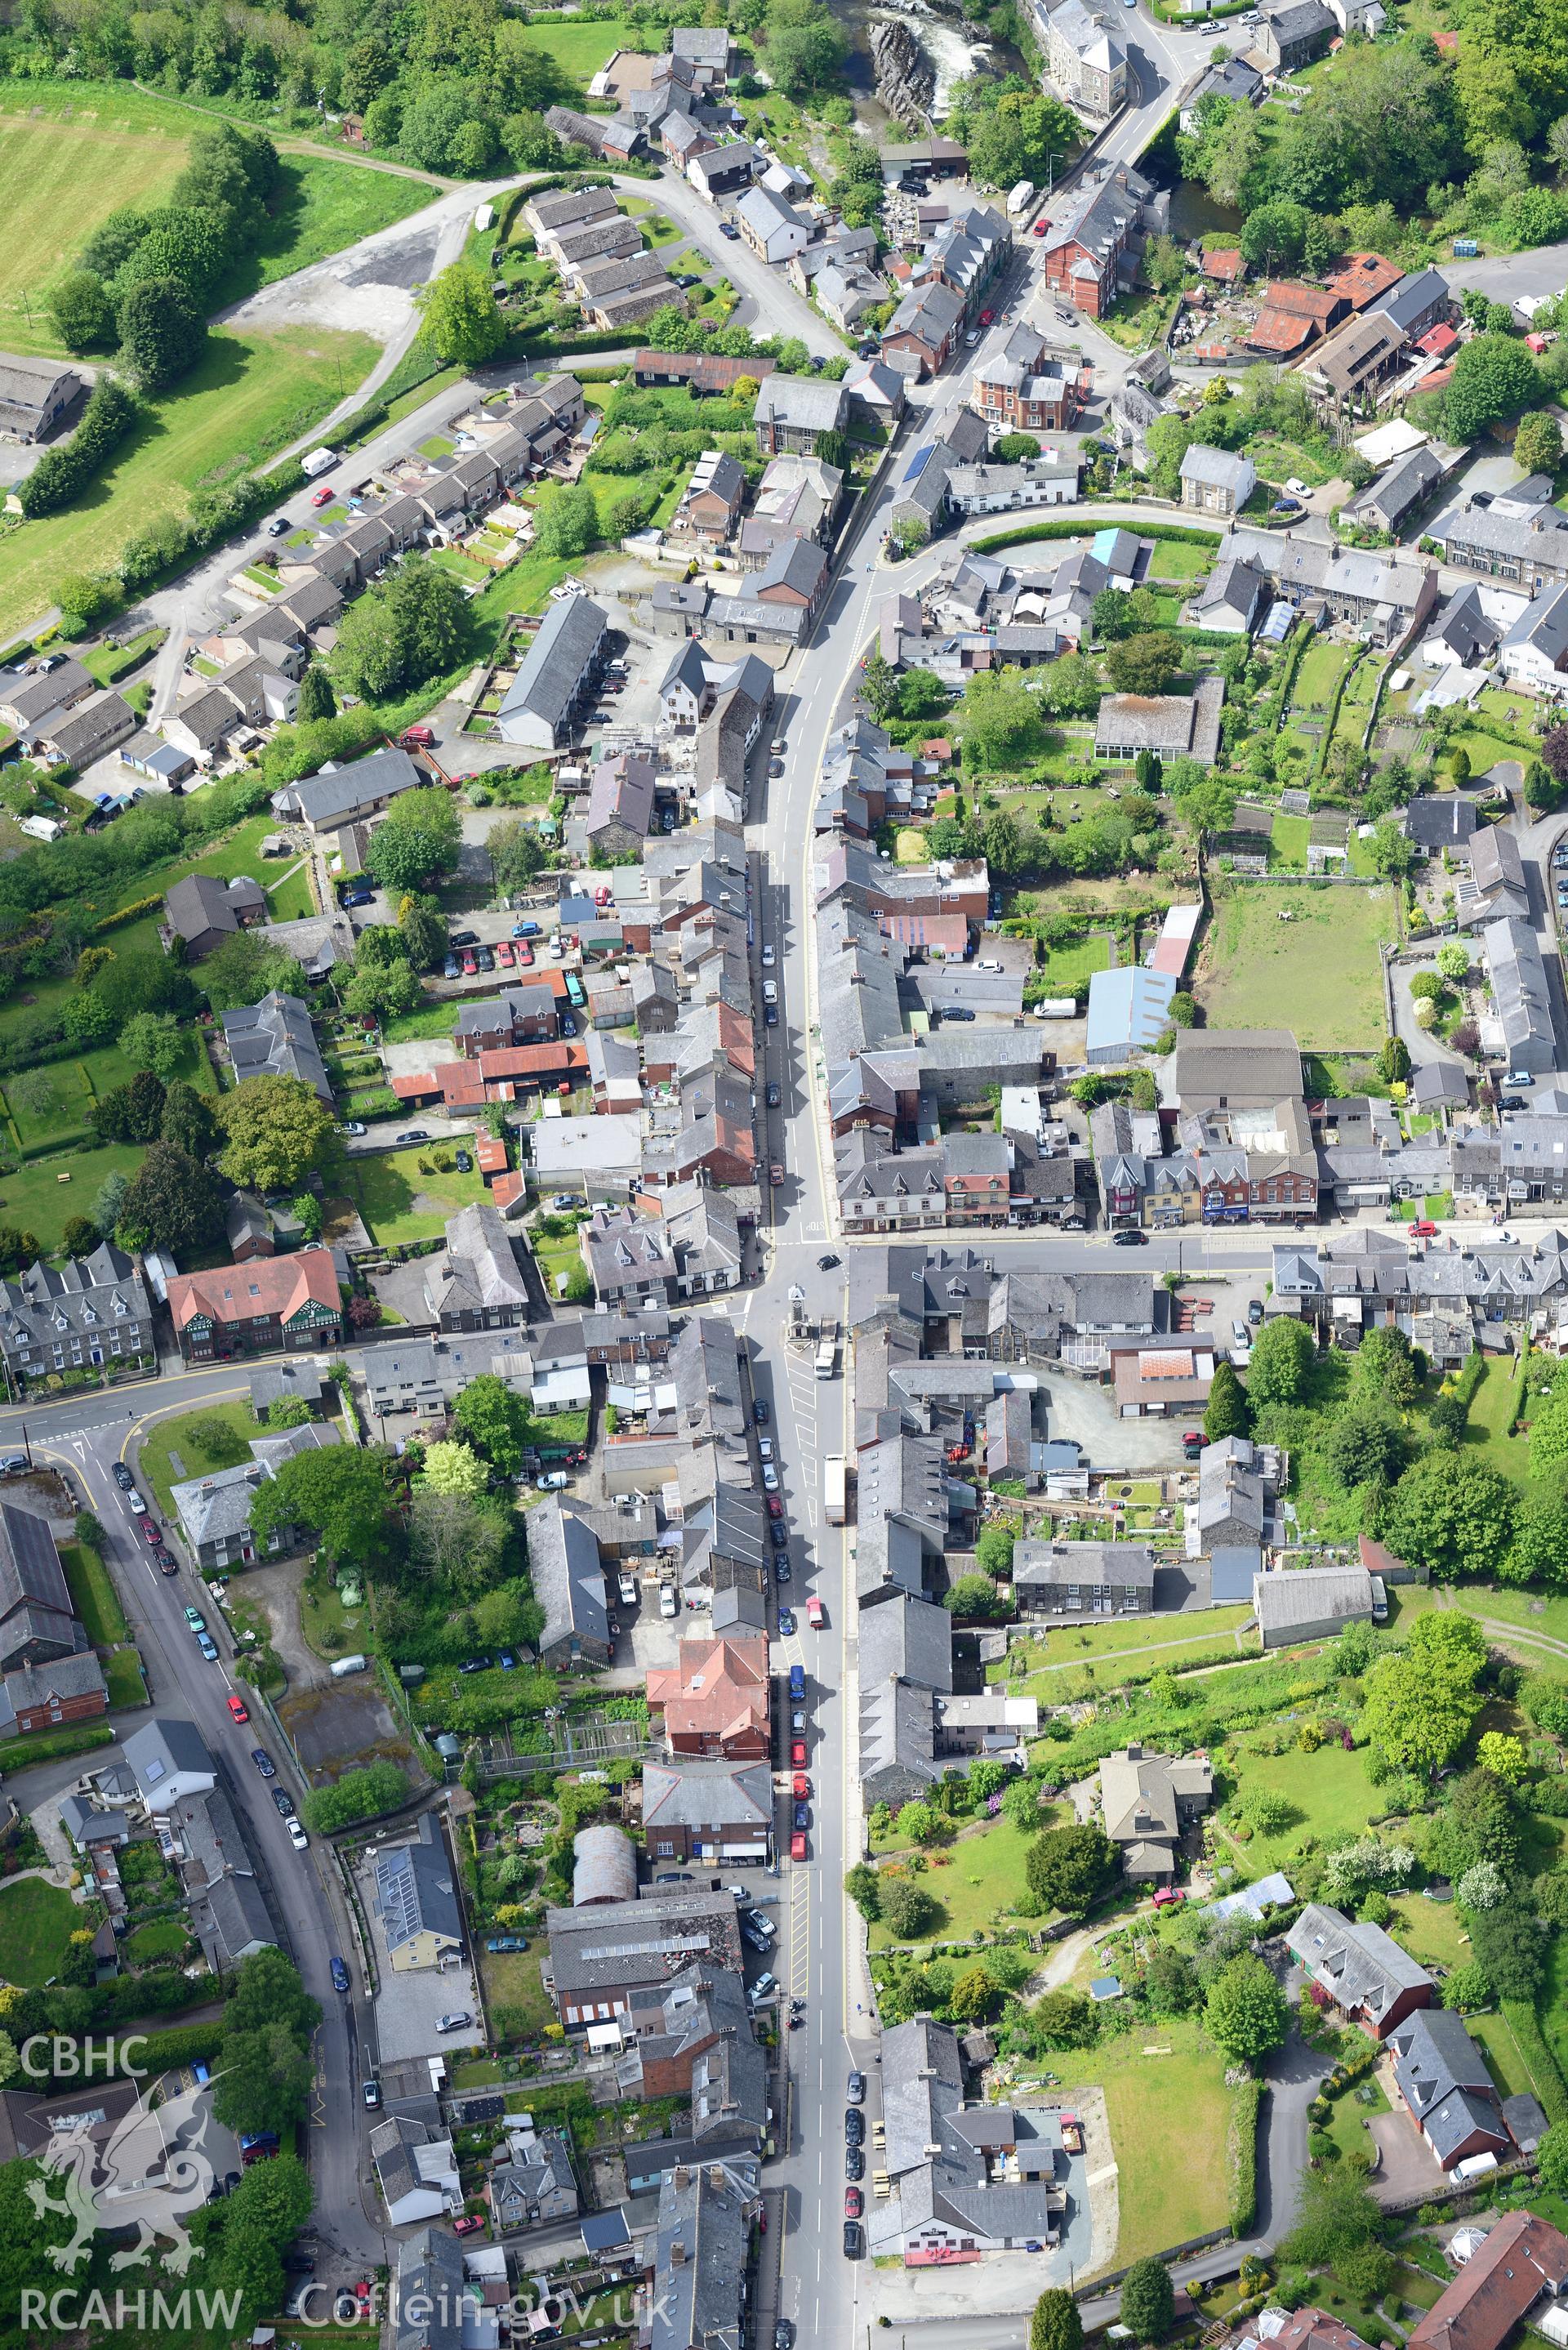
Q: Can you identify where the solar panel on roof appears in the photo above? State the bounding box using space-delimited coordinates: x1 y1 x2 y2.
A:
902 445 934 484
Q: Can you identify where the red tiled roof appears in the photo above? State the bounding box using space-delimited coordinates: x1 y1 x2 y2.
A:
1325 251 1402 310
1409 2215 1568 2350
1418 323 1458 357
1250 309 1316 355
475 1134 509 1174
167 1252 341 1335
1266 281 1345 323
1202 248 1244 282
491 1170 526 1211
1421 363 1456 394
646 1634 770 1746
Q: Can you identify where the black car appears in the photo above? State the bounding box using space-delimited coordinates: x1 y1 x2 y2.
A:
753 1399 769 1425
844 2109 864 2144
475 944 495 972
1248 1299 1264 1324
273 1789 296 1818
845 2146 864 2181
450 930 478 948
655 1871 694 1884
1111 1229 1147 1246
1501 1094 1526 1110
941 1006 975 1023
764 1003 778 1026
793 1801 808 1831
456 1150 472 1172
766 1082 780 1108
113 1463 135 1492
773 1556 791 1580
252 1748 276 1779
844 2223 862 2259
460 1656 492 1674
770 1524 789 1552
776 2326 795 2350
817 1253 840 1270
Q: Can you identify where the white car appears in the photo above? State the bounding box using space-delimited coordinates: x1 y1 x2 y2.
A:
761 943 776 967
618 1573 639 1605
762 1465 780 1492
287 1820 309 1851
758 1437 774 1462
1285 476 1309 497
660 1585 679 1619
762 979 778 1005
126 1488 147 1514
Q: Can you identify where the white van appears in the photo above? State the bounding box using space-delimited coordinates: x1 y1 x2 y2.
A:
330 1653 368 1679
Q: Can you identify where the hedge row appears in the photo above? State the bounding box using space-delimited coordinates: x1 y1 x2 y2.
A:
96 893 165 935
1452 1350 1489 1410
18 379 138 521
1228 2074 1264 2235
973 514 1223 556
1501 2000 1568 2126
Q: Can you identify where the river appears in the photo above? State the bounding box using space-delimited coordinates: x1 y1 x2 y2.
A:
829 0 1033 118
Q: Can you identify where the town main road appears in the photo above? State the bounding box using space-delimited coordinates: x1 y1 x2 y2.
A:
22 1398 390 2283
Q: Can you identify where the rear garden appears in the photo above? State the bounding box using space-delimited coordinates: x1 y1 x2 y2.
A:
1196 881 1397 1047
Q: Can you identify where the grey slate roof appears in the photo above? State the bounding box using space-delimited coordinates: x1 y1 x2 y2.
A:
428 1202 529 1322
374 1813 463 1958
1287 1902 1434 2022
526 1497 610 1655
856 1591 955 1693
1254 1563 1374 1634
272 742 420 828
1389 2007 1501 2162
222 991 332 1104
499 594 607 739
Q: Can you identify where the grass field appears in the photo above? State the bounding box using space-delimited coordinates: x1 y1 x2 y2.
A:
0 1140 148 1257
989 1606 1256 1685
0 324 377 640
340 1144 491 1246
137 1400 259 1521
0 1875 81 1985
1222 1739 1384 1871
4 1028 213 1157
1459 1358 1532 1486
866 1816 1044 1949
105 1646 146 1708
483 1946 557 2038
60 1541 128 1646
1035 931 1111 995
1062 2019 1233 2270
126 1918 190 1962
1198 882 1396 1048
1466 2006 1541 2102
0 85 432 355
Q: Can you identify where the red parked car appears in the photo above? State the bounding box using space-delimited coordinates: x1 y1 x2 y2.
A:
791 1739 806 1766
452 2215 486 2237
791 1831 807 1862
844 2187 863 2218
227 1695 250 1724
137 1514 159 1544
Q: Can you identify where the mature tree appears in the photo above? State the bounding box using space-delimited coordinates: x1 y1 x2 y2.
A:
302 1761 408 1831
409 1489 513 1597
1380 1450 1517 1581
1514 408 1564 475
488 816 550 894
945 1573 1009 1620
213 2020 314 2137
49 270 118 353
1359 1612 1487 1773
117 275 207 389
892 1801 948 1847
117 1141 223 1254
265 1396 313 1430
1026 1822 1118 1912
296 665 336 723
221 2144 313 2248
1445 333 1542 440
1539 2124 1568 2200
1506 1495 1568 1587
1468 1899 1548 2000
1205 1952 1290 2064
333 556 466 702
1283 2167 1388 2272
420 1440 489 1498
859 648 900 721
1424 1766 1521 1880
216 1072 335 1193
1205 1360 1250 1441
1377 1038 1412 1087
1031 2290 1085 2350
844 1863 882 1920
161 1079 216 1160
118 1010 185 1081
1240 199 1310 273
1144 1942 1200 2017
958 671 1046 769
200 932 310 1014
398 893 448 973
418 260 506 367
899 667 950 721
1104 631 1184 696
1032 1987 1099 2048
1120 2259 1176 2345
1244 1315 1316 1408
764 0 849 96
341 957 423 1023
92 1067 167 1144
251 1444 398 1567
532 481 599 560
974 1521 1018 1578
452 1374 532 1474
949 1963 1000 2022
365 787 462 894
880 1878 940 1939
1368 819 1417 880
1327 1407 1405 1491
1351 1325 1419 1411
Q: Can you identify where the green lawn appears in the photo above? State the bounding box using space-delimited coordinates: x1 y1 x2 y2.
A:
866 1816 1044 1949
381 1002 462 1045
0 1140 149 1259
0 325 377 640
990 1606 1257 1686
4 1028 215 1158
137 1401 260 1522
1147 541 1214 582
126 1917 190 1963
105 1646 147 1709
1198 883 1397 1049
1060 2018 1235 2271
60 1541 127 1645
1459 1359 1531 1487
1466 2006 1540 2102
0 97 189 350
483 1946 557 2039
300 1576 367 1659
1035 931 1111 995
1221 1739 1384 1872
244 154 432 299
1384 1890 1473 1974
343 1144 491 1246
0 1875 82 1986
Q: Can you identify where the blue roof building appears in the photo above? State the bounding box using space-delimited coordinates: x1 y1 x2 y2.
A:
1085 967 1176 1064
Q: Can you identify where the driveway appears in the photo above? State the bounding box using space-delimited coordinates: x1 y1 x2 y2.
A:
355 1834 484 2064
1366 2100 1446 2205
613 168 840 358
1255 2013 1330 2241
1039 1373 1196 1469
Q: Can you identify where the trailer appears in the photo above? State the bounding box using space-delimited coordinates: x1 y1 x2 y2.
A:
815 1323 839 1379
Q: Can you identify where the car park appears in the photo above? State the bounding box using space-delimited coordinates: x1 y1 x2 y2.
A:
252 1749 275 1778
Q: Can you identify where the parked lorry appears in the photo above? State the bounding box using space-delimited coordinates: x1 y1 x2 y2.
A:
815 1321 839 1379
824 1454 849 1526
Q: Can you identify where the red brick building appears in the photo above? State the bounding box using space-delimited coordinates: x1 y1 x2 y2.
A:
1409 2214 1568 2350
167 1254 344 1362
646 1635 770 1759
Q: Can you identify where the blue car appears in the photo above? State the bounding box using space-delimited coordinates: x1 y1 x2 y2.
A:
498 1652 517 1670
330 1956 350 1994
793 1801 809 1831
778 1608 795 1635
